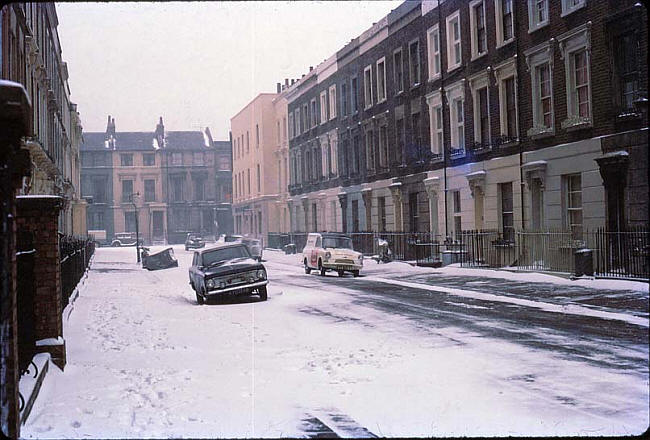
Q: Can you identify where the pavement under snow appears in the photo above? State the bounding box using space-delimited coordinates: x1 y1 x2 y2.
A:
21 246 649 438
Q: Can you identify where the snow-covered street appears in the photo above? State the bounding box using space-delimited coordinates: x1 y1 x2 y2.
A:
21 246 649 438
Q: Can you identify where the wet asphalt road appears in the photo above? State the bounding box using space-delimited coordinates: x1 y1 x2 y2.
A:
264 260 649 375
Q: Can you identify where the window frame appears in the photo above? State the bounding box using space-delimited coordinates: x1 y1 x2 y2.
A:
468 72 490 146
525 42 555 138
495 0 515 48
558 24 592 130
376 57 387 103
363 65 373 109
446 80 466 155
494 58 519 140
425 89 443 158
328 85 337 120
527 0 549 33
446 11 462 72
408 38 421 87
561 0 586 17
469 0 488 60
393 47 404 94
427 24 441 81
320 91 328 124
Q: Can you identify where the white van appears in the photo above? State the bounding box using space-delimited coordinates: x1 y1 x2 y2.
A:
302 232 363 277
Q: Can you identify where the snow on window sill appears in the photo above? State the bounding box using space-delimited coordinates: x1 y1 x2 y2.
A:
528 21 549 34
561 116 592 131
527 125 555 139
470 51 487 62
496 38 515 50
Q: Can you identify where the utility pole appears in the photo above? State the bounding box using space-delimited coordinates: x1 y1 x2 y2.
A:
130 192 141 263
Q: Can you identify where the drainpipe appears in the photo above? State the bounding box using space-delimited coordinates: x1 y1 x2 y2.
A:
516 1 525 231
438 0 449 239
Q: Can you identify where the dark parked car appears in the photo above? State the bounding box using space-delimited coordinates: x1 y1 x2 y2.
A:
188 243 268 304
142 247 179 270
185 233 205 251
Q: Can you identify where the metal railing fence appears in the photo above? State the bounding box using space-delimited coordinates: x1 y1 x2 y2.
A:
60 235 95 309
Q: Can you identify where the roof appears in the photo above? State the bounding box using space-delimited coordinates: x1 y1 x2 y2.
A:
213 140 232 152
82 130 211 151
164 131 211 150
81 131 155 151
199 242 246 253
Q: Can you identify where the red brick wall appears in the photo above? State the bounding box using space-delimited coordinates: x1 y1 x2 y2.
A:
15 197 66 369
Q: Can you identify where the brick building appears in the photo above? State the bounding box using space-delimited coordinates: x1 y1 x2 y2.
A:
285 0 648 244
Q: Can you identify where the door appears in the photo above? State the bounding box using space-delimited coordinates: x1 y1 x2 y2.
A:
153 211 164 240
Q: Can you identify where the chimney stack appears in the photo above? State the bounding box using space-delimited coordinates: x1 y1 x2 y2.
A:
106 115 116 137
155 116 165 142
309 66 313 71
285 78 289 87
277 82 281 93
291 79 295 85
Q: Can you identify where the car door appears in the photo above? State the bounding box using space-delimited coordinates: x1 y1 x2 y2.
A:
310 236 321 267
189 252 199 285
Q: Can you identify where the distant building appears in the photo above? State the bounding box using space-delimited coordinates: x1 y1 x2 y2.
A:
230 87 289 242
214 136 234 236
81 117 230 244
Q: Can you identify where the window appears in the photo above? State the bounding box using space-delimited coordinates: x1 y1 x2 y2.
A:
144 179 155 202
122 179 133 202
447 81 465 154
561 0 585 17
171 176 183 201
528 0 548 32
378 125 388 169
558 24 592 129
564 174 582 240
289 113 294 139
91 177 107 203
411 112 421 161
277 120 281 143
89 212 104 230
613 32 639 113
499 182 514 242
247 168 250 194
426 89 443 157
341 82 348 117
311 99 317 127
294 109 300 135
365 129 375 172
246 131 250 152
504 77 517 138
364 65 373 109
193 177 205 201
408 40 420 86
283 116 287 140
256 124 260 147
446 11 462 71
470 0 487 59
394 48 404 93
427 25 441 80
478 87 489 144
328 85 337 119
143 153 155 166
376 58 387 103
409 192 419 232
352 134 360 173
120 154 133 166
525 42 555 137
193 152 204 166
302 104 309 133
496 0 514 46
396 118 405 165
378 197 386 232
351 77 359 113
257 164 261 192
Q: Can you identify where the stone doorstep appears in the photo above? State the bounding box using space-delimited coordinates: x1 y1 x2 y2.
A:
19 352 50 426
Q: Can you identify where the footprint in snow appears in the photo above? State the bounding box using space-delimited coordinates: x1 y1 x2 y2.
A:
71 421 81 428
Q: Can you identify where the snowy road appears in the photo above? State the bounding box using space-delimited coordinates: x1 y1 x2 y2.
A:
22 246 649 438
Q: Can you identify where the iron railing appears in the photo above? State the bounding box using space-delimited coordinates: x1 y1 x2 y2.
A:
60 235 95 309
458 227 649 279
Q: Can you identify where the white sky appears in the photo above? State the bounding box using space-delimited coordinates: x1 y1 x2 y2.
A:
55 1 403 140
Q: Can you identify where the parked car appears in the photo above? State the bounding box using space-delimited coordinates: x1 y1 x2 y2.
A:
141 247 179 270
188 243 268 304
111 232 143 247
302 232 363 277
223 234 243 243
241 238 263 261
185 233 205 251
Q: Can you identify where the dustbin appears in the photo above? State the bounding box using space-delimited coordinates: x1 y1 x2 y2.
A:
574 248 593 277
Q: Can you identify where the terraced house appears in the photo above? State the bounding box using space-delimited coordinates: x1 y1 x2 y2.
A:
285 0 647 274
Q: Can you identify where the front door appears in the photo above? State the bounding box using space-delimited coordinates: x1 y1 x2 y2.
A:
153 211 164 240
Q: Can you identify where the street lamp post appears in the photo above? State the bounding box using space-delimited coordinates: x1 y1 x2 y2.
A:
130 192 141 263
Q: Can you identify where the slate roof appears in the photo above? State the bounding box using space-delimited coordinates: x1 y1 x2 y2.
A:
81 131 155 151
81 130 211 151
213 140 232 152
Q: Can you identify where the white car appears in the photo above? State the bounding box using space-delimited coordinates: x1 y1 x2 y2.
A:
302 232 363 277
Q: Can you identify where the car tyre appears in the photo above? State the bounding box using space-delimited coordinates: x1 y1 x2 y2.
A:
352 270 360 277
112 242 121 247
185 246 189 251
338 270 344 277
259 286 268 301
196 288 205 305
304 259 311 274
319 260 326 277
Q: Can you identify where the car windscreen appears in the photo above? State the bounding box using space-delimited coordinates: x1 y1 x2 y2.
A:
202 246 250 266
188 235 202 240
322 237 353 249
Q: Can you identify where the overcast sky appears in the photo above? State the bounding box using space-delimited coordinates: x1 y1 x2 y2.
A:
55 1 403 140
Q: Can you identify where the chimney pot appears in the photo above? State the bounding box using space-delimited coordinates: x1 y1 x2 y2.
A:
277 82 281 93
309 66 313 71
285 78 289 86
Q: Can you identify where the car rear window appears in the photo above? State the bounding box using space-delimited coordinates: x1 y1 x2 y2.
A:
322 237 353 249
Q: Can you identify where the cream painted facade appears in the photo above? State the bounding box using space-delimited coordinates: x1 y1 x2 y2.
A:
231 92 287 242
